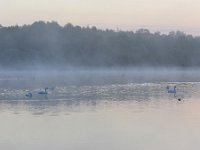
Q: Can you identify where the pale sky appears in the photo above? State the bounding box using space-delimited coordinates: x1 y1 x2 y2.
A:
1 0 200 35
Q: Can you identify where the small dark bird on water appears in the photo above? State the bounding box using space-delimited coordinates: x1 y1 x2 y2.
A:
25 92 32 98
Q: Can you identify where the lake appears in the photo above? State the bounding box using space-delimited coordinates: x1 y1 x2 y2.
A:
0 69 200 150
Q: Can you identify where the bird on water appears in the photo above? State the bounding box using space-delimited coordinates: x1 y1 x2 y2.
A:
38 87 48 95
25 92 32 98
166 86 176 94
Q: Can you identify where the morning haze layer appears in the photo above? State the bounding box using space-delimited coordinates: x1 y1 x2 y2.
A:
0 21 200 69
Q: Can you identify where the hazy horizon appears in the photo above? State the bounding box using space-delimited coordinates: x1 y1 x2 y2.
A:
1 21 200 36
1 0 200 35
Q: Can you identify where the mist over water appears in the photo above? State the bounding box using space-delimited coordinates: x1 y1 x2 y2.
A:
1 21 200 150
0 68 200 149
0 68 200 100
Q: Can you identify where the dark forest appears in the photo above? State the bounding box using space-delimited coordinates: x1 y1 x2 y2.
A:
1 21 200 69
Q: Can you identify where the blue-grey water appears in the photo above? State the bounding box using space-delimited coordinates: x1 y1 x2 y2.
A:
1 69 200 150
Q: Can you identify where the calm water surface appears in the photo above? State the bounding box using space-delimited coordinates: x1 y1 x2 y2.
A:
1 70 200 150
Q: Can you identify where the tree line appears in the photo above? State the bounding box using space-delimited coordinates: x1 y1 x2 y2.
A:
0 21 200 69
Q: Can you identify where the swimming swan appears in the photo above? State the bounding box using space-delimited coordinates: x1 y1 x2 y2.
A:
38 87 48 95
166 86 176 94
25 92 32 98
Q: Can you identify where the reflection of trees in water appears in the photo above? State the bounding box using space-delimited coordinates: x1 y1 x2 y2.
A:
0 99 98 116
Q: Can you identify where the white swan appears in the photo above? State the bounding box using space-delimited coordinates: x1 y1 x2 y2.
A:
166 86 176 94
25 92 32 98
38 87 48 95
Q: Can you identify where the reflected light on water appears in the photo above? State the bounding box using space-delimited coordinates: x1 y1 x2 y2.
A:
0 71 200 150
0 95 200 150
